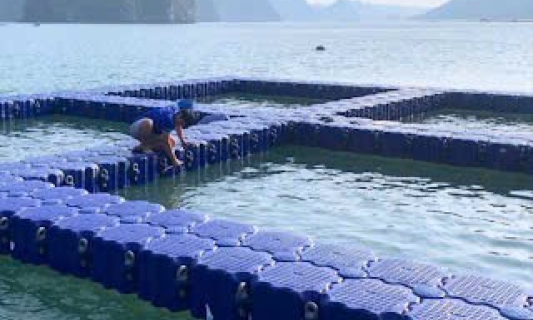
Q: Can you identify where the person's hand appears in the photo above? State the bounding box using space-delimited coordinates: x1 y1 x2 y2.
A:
163 160 183 174
173 159 183 167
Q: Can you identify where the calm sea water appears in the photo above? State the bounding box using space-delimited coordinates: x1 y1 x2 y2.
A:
404 109 533 135
1 21 533 320
0 22 532 95
121 146 533 286
0 115 129 163
0 256 194 320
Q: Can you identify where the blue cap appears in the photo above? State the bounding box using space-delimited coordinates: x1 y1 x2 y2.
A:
177 99 194 110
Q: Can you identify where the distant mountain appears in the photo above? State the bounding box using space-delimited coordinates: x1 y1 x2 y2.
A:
72 0 138 23
423 0 533 20
0 0 24 21
316 0 360 21
268 0 315 21
23 0 70 23
20 0 194 23
137 0 195 23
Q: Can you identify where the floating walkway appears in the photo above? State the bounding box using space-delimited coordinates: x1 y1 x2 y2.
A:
0 77 532 320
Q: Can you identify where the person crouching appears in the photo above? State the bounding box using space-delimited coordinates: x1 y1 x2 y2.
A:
129 99 196 168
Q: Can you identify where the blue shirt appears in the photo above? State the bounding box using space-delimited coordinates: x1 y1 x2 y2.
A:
144 106 180 134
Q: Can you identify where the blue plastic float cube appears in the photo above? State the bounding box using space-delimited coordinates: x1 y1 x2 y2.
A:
346 127 382 155
104 201 165 223
190 247 274 320
220 129 245 160
138 234 216 311
380 130 415 159
56 161 99 191
146 209 208 234
10 167 65 186
322 279 419 320
320 124 351 151
235 123 269 153
23 155 67 168
442 275 533 318
127 153 157 186
183 84 193 99
228 126 253 157
91 224 165 293
174 85 183 99
53 97 73 115
0 197 41 253
154 87 164 99
197 131 230 163
168 85 178 100
122 104 145 123
251 262 341 320
446 136 480 167
182 141 203 170
60 150 100 162
89 101 108 119
488 141 527 172
249 127 268 153
201 128 239 160
66 193 124 210
48 214 120 276
30 187 88 202
293 122 320 147
203 134 225 164
0 173 23 186
101 102 122 122
0 180 54 198
191 219 256 246
408 298 509 320
11 205 78 264
301 243 375 279
411 133 450 163
366 258 448 298
86 156 129 192
0 162 31 173
89 145 132 157
242 231 312 262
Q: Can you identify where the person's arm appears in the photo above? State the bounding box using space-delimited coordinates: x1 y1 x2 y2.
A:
175 118 187 146
162 133 182 167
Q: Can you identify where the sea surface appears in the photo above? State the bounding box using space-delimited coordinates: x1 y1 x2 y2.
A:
121 146 533 286
1 21 532 320
0 22 532 95
404 109 533 135
0 115 128 163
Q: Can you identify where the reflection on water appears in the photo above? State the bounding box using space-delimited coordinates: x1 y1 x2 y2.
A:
197 93 327 108
122 146 533 286
0 115 129 163
404 109 533 136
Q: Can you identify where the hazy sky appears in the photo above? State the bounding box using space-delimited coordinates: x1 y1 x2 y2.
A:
306 0 449 8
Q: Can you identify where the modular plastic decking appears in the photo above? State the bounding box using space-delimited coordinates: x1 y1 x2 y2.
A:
0 77 532 320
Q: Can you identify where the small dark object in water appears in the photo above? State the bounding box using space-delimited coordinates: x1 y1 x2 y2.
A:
316 45 326 51
320 116 334 123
